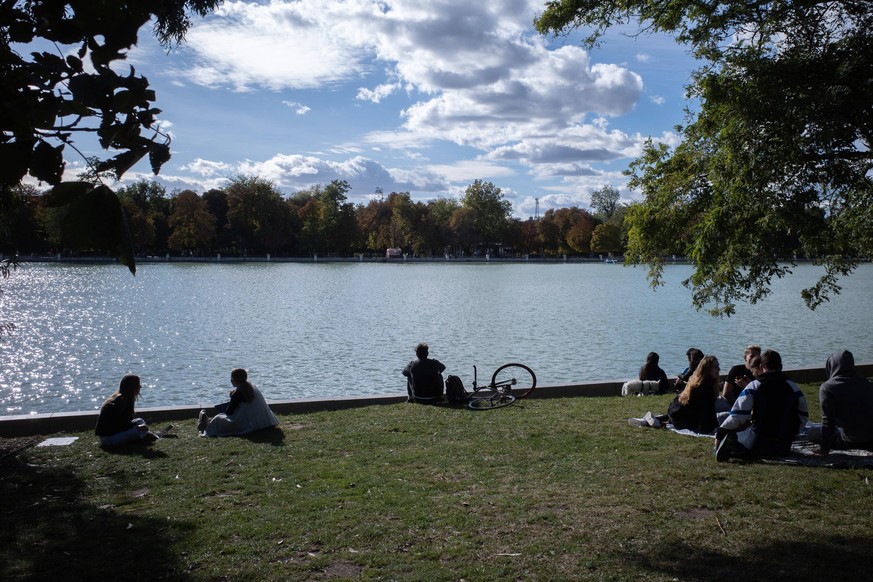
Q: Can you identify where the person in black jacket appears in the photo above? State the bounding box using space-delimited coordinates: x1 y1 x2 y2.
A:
668 355 720 434
95 375 159 446
674 347 704 393
402 342 446 404
639 352 670 394
722 344 761 405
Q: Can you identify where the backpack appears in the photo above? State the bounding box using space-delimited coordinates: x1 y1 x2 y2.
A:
445 375 469 404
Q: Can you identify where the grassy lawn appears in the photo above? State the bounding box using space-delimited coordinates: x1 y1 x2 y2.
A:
3 385 873 581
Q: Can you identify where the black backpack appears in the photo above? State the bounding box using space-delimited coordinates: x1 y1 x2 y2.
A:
445 375 469 404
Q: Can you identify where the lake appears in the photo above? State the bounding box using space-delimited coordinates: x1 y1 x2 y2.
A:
1 261 871 415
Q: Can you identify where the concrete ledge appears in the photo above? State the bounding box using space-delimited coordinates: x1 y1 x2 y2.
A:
3 364 871 438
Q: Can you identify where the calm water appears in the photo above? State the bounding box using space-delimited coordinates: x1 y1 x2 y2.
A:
1 261 871 415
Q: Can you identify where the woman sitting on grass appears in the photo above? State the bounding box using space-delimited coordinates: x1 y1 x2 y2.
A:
95 374 160 446
667 355 720 434
198 368 279 437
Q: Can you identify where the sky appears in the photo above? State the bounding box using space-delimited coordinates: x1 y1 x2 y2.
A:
59 0 700 219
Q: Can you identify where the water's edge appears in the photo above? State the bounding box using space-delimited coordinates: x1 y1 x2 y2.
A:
3 364 867 438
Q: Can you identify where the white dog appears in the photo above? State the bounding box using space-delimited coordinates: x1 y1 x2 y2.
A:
621 379 662 396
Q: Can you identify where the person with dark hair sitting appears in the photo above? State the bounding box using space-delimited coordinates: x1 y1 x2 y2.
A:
716 349 809 461
639 351 670 395
95 375 160 446
674 347 704 393
722 344 761 405
198 368 279 437
402 342 446 404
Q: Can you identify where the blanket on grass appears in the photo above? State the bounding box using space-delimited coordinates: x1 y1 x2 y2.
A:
663 423 873 469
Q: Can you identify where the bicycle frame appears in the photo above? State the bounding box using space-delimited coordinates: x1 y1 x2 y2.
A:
467 362 536 410
471 365 515 394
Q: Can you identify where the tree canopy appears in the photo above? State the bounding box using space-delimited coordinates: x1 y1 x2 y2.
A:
537 0 873 315
11 176 631 260
1 0 223 272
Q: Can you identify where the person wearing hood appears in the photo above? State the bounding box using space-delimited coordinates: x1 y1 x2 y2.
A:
811 350 873 456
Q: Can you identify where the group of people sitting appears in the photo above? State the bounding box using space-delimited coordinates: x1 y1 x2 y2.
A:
94 367 279 447
631 345 873 461
97 343 871 461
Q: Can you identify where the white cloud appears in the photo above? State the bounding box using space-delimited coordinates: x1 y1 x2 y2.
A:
281 100 311 114
181 158 233 178
356 83 400 103
426 160 516 182
173 0 376 91
173 0 645 154
174 153 450 198
113 0 695 209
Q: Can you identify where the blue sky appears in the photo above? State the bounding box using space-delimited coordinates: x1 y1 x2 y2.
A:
59 0 699 219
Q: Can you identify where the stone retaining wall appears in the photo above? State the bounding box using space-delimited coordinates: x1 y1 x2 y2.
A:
2 364 870 438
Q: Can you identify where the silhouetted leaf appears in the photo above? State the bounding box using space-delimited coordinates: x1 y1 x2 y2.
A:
149 143 171 174
30 141 65 185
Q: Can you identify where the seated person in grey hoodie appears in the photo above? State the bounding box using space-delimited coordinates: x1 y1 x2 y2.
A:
808 350 873 455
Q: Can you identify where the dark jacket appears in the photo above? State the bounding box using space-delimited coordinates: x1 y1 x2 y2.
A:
639 364 670 394
226 382 255 416
668 382 718 434
819 350 873 454
95 394 135 436
751 371 802 456
403 358 446 402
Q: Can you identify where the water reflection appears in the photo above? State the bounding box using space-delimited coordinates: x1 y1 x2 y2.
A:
1 262 871 414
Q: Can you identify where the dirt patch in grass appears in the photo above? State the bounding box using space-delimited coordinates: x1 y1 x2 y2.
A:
322 559 363 578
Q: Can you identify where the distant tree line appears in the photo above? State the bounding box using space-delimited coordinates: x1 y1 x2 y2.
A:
3 177 629 259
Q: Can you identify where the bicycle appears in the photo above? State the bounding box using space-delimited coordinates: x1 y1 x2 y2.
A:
467 363 537 410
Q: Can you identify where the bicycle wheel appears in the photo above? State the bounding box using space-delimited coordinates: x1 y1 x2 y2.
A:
491 363 536 399
468 393 516 410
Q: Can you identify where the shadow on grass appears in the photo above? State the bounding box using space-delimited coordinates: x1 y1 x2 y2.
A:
0 452 194 580
98 441 169 458
628 536 873 580
242 426 286 446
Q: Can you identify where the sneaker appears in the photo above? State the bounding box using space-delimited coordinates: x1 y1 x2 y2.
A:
628 417 648 427
197 410 209 432
644 411 662 428
155 424 174 438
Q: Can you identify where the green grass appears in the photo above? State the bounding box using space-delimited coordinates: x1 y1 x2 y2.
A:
3 385 873 581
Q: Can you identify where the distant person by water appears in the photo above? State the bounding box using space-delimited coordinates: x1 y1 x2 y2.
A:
95 375 160 446
722 344 761 405
198 368 279 437
674 348 704 393
402 342 446 404
639 352 670 394
667 355 720 434
629 355 721 434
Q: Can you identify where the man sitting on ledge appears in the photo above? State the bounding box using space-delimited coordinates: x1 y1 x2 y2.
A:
402 342 446 404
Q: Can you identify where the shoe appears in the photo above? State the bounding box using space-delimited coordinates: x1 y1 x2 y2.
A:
143 431 160 442
197 410 209 432
716 431 738 462
644 411 662 428
155 424 174 438
628 417 647 427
